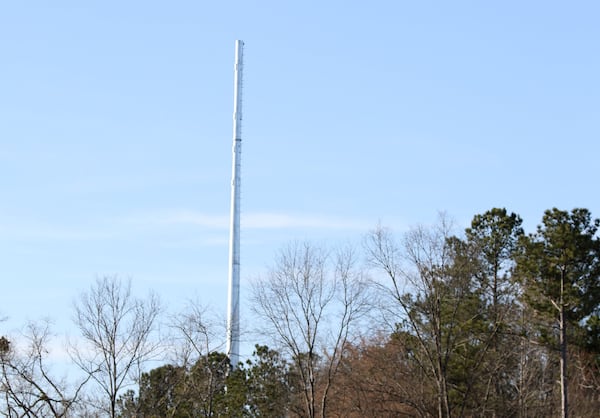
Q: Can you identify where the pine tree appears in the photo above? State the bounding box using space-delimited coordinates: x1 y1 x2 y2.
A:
515 208 600 418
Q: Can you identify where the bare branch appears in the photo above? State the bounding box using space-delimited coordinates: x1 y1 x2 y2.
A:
70 276 161 418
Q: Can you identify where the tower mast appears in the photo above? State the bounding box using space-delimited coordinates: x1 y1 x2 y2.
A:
226 40 243 367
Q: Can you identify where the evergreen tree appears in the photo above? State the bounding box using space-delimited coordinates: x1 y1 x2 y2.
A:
464 208 524 416
515 208 600 418
245 345 290 417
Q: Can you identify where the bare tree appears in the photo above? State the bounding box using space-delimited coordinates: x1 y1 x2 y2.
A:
0 320 89 417
328 333 434 417
166 302 229 417
71 276 161 418
365 215 488 418
169 302 225 369
251 242 372 418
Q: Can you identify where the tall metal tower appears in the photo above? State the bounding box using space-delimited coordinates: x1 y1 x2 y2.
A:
226 40 243 367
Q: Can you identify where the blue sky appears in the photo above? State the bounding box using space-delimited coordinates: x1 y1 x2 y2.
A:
1 1 599 358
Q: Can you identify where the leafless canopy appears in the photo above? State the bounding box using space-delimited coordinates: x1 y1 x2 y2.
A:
251 241 372 418
0 320 89 418
71 276 161 418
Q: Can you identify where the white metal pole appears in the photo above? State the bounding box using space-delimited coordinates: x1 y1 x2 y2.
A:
226 40 243 367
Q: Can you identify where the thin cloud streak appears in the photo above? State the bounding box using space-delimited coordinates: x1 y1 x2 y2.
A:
0 219 118 241
143 210 229 229
158 210 371 231
0 210 373 243
244 212 371 230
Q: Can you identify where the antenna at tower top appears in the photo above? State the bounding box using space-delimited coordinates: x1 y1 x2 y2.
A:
232 40 243 141
226 40 243 367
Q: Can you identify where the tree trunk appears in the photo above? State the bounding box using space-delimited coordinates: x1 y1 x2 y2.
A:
559 270 568 418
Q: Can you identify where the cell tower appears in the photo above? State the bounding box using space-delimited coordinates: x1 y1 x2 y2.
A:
226 40 243 367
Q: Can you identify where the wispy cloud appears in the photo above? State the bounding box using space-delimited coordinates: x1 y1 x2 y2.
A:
0 210 373 243
243 212 371 230
134 210 229 229
0 217 119 241
144 210 371 231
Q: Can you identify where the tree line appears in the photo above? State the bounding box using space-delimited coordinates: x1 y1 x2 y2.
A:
1 207 599 417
